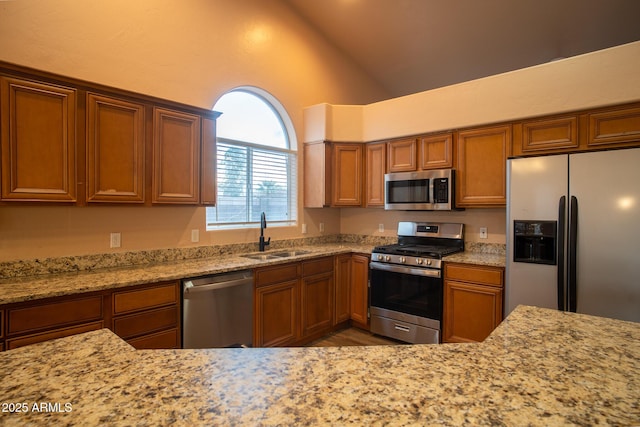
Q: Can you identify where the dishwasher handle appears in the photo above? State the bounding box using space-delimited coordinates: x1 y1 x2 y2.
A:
183 277 254 294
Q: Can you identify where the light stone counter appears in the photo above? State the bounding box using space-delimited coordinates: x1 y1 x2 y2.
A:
0 240 504 305
0 244 372 305
1 305 638 426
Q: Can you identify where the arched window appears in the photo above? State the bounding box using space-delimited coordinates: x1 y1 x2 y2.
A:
206 88 297 229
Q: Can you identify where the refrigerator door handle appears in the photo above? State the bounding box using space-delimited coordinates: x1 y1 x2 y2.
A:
568 195 578 312
557 196 566 311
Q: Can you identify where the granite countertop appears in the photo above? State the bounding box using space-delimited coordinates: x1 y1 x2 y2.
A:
1 305 638 426
0 243 505 306
0 244 371 305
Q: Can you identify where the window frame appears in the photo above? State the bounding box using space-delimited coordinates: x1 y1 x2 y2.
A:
206 87 297 231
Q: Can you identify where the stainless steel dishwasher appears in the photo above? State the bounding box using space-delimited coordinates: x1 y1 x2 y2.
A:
182 269 254 348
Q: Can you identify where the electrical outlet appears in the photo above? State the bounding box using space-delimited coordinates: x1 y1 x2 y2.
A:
378 223 384 233
302 224 307 234
479 227 488 239
319 223 325 233
191 229 200 243
110 232 121 248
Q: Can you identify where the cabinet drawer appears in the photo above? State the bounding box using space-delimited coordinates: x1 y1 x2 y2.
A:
127 328 179 349
7 296 103 335
588 106 640 147
113 306 178 340
6 321 104 350
444 263 503 287
255 263 299 287
113 282 178 315
302 256 334 277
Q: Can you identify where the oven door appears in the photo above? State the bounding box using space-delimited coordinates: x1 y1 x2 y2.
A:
369 262 443 343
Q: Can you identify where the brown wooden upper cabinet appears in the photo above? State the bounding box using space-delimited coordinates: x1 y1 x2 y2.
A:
1 76 77 202
387 133 453 173
86 93 146 203
365 141 386 207
303 141 364 207
588 104 640 148
512 115 579 156
387 137 418 172
419 132 454 170
1 63 218 206
152 107 201 204
455 124 510 207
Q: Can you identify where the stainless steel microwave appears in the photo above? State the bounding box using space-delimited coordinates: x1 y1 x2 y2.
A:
384 169 457 211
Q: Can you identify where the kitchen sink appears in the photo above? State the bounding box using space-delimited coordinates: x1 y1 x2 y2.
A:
271 250 311 258
242 253 280 261
242 250 311 261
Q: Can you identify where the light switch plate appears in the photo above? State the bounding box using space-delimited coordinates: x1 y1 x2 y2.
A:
378 223 385 232
302 224 307 234
319 223 325 233
479 227 488 239
191 229 200 243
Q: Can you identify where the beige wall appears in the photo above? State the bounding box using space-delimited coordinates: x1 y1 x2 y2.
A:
0 0 386 261
305 41 640 142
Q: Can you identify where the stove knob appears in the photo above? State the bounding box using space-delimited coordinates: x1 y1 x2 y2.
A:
400 257 406 263
377 254 383 261
426 259 432 266
416 259 423 265
385 256 391 262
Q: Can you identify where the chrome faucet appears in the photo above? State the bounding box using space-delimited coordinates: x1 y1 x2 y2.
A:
259 212 270 252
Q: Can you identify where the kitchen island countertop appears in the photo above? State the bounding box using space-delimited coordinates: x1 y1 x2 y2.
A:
1 305 638 426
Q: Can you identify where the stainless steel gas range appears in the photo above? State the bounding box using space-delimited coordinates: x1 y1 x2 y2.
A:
369 222 464 344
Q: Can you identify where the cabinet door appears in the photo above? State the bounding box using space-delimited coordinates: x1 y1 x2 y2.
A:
513 115 579 156
456 124 510 207
200 116 217 205
350 254 370 329
334 255 352 325
588 105 640 148
387 138 417 172
1 76 77 201
300 271 334 338
86 93 145 203
443 280 503 343
303 141 330 208
331 143 363 206
365 142 386 207
152 107 201 204
419 133 453 169
254 280 299 347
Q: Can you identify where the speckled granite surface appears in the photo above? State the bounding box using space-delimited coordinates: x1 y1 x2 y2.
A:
0 236 503 305
0 243 371 305
1 305 638 426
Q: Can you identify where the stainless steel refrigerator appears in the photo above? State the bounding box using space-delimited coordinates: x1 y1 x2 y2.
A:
506 147 640 323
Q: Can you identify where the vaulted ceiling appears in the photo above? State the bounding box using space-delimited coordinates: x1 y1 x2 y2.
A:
285 0 640 99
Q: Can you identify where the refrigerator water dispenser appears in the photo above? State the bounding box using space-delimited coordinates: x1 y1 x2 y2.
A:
513 220 557 265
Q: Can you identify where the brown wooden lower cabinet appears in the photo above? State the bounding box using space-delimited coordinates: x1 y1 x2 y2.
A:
111 281 181 349
301 263 334 339
254 257 335 347
334 254 352 324
127 328 180 350
6 321 104 351
254 279 299 347
350 254 370 330
0 281 181 351
443 263 504 343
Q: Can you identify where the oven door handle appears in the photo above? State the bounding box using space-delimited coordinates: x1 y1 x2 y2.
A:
369 261 441 278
